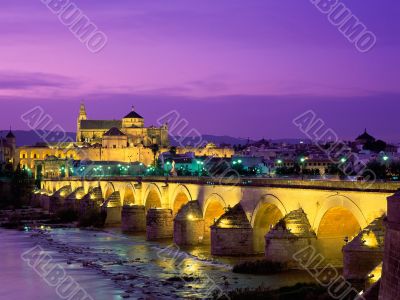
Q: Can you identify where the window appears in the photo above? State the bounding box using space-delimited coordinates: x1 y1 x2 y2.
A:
113 145 117 149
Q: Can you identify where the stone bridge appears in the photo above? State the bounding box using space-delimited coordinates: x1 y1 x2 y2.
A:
37 176 395 267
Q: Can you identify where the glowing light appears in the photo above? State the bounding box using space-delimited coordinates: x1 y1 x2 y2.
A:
367 263 382 284
362 231 379 248
219 219 231 228
187 214 194 221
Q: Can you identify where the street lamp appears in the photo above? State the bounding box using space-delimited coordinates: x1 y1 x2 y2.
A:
299 157 307 180
196 160 204 176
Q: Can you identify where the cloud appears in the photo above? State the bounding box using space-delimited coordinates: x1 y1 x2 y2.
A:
0 71 80 90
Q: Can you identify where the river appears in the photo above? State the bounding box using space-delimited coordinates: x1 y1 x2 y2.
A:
0 228 316 299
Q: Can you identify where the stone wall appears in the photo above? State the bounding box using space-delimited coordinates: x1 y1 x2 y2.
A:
343 216 384 289
173 201 205 246
379 191 400 300
265 209 317 268
121 205 146 232
146 209 173 240
211 204 254 256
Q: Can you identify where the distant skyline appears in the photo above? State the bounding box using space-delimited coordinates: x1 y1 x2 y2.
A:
0 1 399 140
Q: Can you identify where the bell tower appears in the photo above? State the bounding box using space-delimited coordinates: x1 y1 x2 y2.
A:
76 101 87 142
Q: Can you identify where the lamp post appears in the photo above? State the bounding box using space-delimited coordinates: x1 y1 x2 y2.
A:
300 157 306 180
196 160 204 176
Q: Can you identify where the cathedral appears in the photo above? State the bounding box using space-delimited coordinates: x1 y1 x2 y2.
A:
76 103 169 147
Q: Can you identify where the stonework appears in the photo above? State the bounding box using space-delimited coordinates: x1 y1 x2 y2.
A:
121 205 146 232
146 209 174 240
211 204 254 256
76 103 169 147
103 191 122 226
265 209 317 268
379 191 400 300
173 201 205 246
49 185 72 213
343 216 385 287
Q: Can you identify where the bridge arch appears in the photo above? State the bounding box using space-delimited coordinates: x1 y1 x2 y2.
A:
313 194 367 237
203 193 227 243
171 184 193 216
103 182 115 200
144 183 162 210
313 194 367 266
123 183 137 206
251 194 287 253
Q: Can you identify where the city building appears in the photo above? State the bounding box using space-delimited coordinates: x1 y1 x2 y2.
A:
0 129 16 169
76 103 169 147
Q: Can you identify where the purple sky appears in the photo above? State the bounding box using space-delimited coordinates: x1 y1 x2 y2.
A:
1 0 399 140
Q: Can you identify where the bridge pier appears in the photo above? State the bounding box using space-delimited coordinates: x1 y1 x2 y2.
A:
104 191 122 226
39 193 51 211
121 205 146 232
146 209 173 240
79 187 103 216
49 186 72 213
174 201 205 246
265 209 317 268
343 216 385 291
64 187 85 211
211 204 254 256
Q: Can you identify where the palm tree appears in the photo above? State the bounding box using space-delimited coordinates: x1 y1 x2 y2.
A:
150 144 160 167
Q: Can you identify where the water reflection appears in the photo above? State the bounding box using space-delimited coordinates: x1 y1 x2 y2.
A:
0 228 318 299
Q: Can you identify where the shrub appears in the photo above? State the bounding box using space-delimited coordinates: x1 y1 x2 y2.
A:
232 259 287 275
215 283 335 300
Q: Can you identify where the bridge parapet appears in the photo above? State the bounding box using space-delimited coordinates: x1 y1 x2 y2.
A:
43 176 400 193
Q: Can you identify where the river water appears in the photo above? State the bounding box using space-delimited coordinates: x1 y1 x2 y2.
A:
0 228 316 299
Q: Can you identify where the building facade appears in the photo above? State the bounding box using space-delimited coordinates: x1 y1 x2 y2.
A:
0 130 16 169
76 103 169 147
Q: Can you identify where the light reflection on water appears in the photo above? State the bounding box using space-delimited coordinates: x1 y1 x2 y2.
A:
0 228 321 299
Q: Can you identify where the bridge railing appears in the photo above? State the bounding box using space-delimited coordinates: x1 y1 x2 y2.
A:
41 175 400 192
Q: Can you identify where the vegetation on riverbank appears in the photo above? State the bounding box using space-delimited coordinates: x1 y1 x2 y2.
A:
232 259 287 275
78 209 106 228
215 283 357 300
45 208 106 228
0 165 34 209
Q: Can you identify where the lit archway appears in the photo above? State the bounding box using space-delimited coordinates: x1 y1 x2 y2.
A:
123 185 136 206
317 207 361 238
252 203 284 253
145 189 162 211
316 205 362 266
203 194 226 243
173 192 190 216
104 183 115 200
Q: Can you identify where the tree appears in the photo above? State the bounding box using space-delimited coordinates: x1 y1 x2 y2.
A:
150 144 160 167
169 146 177 156
364 160 387 180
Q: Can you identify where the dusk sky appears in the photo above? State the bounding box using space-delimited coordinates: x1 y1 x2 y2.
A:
1 0 399 140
